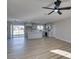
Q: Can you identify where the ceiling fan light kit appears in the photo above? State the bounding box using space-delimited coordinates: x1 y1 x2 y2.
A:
54 10 58 12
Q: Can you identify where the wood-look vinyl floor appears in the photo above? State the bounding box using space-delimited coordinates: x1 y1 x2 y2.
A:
7 37 71 59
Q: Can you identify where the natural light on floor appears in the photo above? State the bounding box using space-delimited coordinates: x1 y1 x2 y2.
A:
50 49 71 58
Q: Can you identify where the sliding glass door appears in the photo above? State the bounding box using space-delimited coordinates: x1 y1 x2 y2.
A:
11 25 24 38
13 25 24 37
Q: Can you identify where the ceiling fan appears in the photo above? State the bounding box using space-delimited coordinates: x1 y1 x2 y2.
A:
42 0 71 15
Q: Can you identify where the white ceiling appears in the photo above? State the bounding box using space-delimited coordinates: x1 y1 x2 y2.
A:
7 0 71 24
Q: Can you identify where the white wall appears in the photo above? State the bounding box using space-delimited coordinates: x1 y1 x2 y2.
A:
49 19 71 43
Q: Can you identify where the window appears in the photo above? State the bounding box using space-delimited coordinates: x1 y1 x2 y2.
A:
37 25 44 31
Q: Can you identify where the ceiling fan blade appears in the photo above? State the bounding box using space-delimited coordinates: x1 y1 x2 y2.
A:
48 11 54 15
42 7 53 9
57 11 62 15
59 7 71 10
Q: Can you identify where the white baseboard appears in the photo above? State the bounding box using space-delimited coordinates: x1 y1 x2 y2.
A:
49 36 71 43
